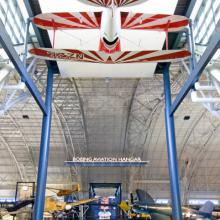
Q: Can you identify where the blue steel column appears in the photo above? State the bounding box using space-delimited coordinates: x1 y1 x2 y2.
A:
34 68 54 220
163 66 182 220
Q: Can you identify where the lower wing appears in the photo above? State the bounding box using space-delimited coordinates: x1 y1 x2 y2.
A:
29 48 191 64
71 198 98 207
121 12 189 32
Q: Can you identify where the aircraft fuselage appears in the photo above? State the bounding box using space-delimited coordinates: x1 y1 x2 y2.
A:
99 7 121 53
133 205 214 220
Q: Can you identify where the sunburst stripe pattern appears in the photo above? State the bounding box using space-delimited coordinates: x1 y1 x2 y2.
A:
121 12 189 32
29 48 191 64
33 12 102 30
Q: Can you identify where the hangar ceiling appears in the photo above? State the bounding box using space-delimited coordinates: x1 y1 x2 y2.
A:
0 0 220 203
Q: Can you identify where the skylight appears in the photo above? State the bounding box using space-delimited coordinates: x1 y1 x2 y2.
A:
0 0 25 45
191 0 220 46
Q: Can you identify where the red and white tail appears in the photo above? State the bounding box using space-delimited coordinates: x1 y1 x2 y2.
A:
29 48 191 64
99 39 121 54
77 0 147 7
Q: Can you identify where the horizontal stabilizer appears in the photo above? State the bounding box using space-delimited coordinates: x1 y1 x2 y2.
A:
121 12 189 32
33 12 102 30
29 48 191 64
77 0 147 7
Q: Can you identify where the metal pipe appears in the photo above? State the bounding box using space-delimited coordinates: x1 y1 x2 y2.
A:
0 19 47 114
33 68 53 220
191 90 220 102
23 18 31 66
212 78 220 96
171 20 220 115
0 64 13 83
209 68 220 82
3 82 25 90
194 82 216 91
163 66 182 220
181 60 190 75
189 20 196 70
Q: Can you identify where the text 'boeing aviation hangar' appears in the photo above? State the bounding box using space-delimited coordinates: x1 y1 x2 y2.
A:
30 0 191 64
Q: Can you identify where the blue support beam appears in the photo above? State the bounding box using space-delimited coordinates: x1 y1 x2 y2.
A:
0 19 47 115
171 24 220 115
184 0 196 17
33 68 53 220
163 66 182 220
23 0 59 73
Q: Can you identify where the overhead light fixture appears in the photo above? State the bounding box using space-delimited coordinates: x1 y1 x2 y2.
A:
184 115 190 120
22 115 29 119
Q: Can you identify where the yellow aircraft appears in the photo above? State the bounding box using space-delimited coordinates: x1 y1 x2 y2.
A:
119 201 151 220
44 196 98 213
0 195 96 218
46 184 80 197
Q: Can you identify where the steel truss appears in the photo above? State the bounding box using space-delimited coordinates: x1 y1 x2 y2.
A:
0 0 219 220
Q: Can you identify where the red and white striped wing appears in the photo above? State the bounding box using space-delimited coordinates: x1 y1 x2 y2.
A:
33 12 102 30
29 48 191 63
121 12 189 32
77 0 146 7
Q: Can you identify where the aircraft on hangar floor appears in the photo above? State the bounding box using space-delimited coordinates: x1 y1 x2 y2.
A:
44 196 98 218
119 189 216 220
29 0 191 64
0 194 96 218
46 183 80 197
0 198 34 218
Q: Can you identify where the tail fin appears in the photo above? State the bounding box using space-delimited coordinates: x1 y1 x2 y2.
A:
136 189 155 205
119 201 131 214
199 201 214 214
77 0 147 7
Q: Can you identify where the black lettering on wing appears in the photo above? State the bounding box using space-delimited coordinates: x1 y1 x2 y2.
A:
76 53 84 60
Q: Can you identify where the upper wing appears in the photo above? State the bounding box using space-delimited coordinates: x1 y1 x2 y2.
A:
29 48 191 63
77 0 147 7
121 12 189 32
71 198 98 207
33 12 102 30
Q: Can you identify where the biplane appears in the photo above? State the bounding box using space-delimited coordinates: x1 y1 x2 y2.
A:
29 0 191 64
44 196 98 218
46 184 80 197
